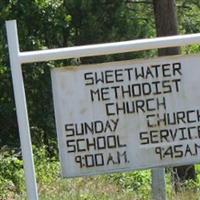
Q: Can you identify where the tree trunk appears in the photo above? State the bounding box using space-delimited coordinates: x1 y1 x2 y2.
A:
153 0 180 56
152 0 196 191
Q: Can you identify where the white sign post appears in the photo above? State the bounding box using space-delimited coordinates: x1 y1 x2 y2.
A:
6 21 39 200
6 19 200 200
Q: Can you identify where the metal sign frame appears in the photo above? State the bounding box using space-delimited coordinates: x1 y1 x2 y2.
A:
5 20 200 200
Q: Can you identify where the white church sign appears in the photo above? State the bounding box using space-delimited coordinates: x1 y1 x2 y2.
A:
7 19 200 200
51 54 200 177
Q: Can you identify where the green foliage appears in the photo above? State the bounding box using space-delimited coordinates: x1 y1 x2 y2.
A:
1 146 200 199
107 171 151 199
0 148 25 199
33 145 60 184
1 1 200 198
0 0 155 149
1 0 200 150
177 0 200 34
0 146 60 199
182 44 200 54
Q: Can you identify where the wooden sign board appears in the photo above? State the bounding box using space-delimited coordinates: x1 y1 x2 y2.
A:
51 54 200 177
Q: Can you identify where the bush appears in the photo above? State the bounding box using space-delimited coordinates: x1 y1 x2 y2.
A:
0 146 60 199
107 170 151 199
0 147 25 199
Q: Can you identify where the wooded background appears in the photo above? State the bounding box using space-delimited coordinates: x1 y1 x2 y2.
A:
1 0 200 191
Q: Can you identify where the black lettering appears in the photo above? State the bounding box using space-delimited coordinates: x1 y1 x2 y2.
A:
151 65 160 77
107 135 117 148
104 120 112 132
95 71 104 84
95 121 104 133
157 113 167 126
162 64 171 77
152 81 162 95
97 137 106 149
195 143 200 155
117 135 127 147
163 146 173 158
173 62 182 76
115 69 124 82
136 100 145 112
111 86 120 99
84 72 94 85
65 123 74 137
179 127 187 140
95 153 104 166
187 110 196 123
101 87 110 101
150 130 159 143
75 124 84 136
75 155 83 168
132 84 141 97
86 138 96 151
146 98 156 111
197 110 200 122
105 70 114 83
107 153 118 165
157 97 166 110
76 139 86 152
155 147 162 160
187 126 195 139
84 123 94 135
174 145 183 158
142 82 152 95
116 102 126 115
121 85 131 98
167 112 176 125
66 140 76 153
140 132 149 145
111 118 119 132
172 79 181 92
160 130 169 142
85 154 95 167
198 126 200 138
184 144 194 156
177 112 186 124
105 103 115 116
162 80 172 93
124 68 133 81
169 129 177 141
135 67 144 80
90 89 100 102
126 101 135 114
146 114 156 127
145 67 154 78
117 151 129 163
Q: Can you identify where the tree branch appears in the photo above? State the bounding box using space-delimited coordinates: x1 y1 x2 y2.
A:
125 0 152 4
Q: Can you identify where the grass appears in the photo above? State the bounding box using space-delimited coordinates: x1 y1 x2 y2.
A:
2 147 200 200
39 177 137 200
10 170 200 200
13 175 150 200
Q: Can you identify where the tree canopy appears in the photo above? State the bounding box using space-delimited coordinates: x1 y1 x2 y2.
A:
0 0 200 151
